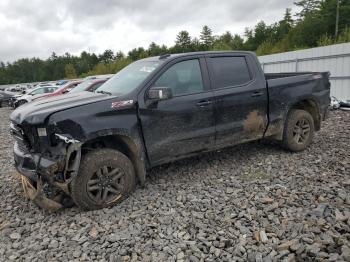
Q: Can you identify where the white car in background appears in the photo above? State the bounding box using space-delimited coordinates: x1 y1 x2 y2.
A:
14 86 58 108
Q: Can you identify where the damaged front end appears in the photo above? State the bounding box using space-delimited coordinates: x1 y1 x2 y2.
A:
21 175 63 211
11 121 82 211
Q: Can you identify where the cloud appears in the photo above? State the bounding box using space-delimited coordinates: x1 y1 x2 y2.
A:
0 0 295 62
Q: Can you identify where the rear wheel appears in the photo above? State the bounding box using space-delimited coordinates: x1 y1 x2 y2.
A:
282 109 314 152
70 148 135 210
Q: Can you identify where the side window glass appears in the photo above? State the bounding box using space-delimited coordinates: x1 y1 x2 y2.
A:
32 88 44 95
154 59 204 96
210 57 251 89
91 82 104 92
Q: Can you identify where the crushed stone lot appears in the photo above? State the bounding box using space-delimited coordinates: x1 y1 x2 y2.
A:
0 106 349 262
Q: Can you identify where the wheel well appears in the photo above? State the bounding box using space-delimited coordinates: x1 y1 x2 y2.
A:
290 99 320 131
81 135 146 186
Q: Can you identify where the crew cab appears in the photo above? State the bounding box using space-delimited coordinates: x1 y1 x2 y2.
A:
10 51 330 211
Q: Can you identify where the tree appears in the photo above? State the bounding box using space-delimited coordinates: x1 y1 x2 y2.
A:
65 64 77 79
318 0 350 40
128 47 147 61
220 31 234 44
280 8 294 33
115 51 125 60
99 49 115 64
147 42 163 56
175 31 192 52
294 0 321 19
191 37 202 51
232 34 244 50
212 32 244 51
1 0 349 86
200 25 214 49
244 21 274 50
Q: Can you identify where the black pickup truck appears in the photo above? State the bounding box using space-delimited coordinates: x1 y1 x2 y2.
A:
10 51 330 210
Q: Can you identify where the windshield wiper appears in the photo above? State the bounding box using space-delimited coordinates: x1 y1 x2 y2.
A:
96 90 112 95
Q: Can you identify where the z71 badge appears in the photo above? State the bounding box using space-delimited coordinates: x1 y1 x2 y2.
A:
111 100 134 109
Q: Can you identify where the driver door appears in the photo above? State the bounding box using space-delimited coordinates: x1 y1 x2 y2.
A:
138 56 216 166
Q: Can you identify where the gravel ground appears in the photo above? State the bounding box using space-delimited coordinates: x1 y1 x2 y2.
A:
0 107 349 262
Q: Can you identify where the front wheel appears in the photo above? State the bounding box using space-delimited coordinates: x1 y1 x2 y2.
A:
70 149 136 210
16 100 27 108
282 109 315 152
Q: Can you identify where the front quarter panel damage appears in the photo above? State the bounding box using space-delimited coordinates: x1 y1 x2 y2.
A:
24 101 147 210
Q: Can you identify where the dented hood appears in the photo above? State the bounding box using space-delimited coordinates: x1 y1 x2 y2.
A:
10 91 116 125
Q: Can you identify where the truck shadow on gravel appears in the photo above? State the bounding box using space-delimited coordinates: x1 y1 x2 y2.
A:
143 140 285 185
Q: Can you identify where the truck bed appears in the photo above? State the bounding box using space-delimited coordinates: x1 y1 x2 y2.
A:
264 71 330 139
265 71 330 90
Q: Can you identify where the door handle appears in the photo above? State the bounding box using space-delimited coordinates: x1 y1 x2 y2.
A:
251 91 264 97
196 100 212 107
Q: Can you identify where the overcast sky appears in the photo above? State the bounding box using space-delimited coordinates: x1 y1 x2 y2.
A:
0 0 295 62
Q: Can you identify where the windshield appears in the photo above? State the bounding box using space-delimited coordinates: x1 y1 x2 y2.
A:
54 82 75 93
70 81 94 93
96 60 162 96
29 87 45 95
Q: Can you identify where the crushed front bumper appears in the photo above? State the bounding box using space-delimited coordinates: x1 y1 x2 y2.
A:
14 142 67 211
21 175 62 211
13 142 64 181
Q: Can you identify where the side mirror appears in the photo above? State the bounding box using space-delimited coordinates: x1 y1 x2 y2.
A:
148 87 172 101
62 89 70 94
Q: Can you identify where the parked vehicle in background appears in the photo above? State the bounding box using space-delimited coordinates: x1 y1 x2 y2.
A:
10 51 330 211
35 80 83 101
70 78 110 94
0 90 17 107
56 80 70 86
14 86 58 108
33 82 56 89
85 74 114 80
5 86 20 92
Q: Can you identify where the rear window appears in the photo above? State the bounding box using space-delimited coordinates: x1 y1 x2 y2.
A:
210 57 251 89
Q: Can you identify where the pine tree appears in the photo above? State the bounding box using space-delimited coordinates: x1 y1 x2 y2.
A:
294 0 321 19
99 49 115 64
200 25 214 48
283 8 294 27
175 31 192 52
277 8 294 38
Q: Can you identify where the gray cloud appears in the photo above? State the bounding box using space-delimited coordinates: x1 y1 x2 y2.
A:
0 0 295 62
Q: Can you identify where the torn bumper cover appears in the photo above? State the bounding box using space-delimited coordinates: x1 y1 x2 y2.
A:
21 175 62 211
13 134 82 210
13 142 64 182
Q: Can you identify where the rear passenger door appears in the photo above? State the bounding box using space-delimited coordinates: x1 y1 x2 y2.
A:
206 54 268 147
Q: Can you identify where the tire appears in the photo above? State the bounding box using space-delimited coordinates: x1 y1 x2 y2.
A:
16 100 27 107
70 148 136 210
282 109 315 152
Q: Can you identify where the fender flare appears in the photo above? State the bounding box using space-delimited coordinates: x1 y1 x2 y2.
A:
82 129 147 186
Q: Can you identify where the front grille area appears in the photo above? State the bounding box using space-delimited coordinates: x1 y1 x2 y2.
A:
10 122 32 152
